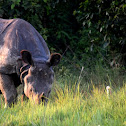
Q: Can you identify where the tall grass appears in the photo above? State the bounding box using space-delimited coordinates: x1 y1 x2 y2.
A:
0 83 126 126
0 66 126 126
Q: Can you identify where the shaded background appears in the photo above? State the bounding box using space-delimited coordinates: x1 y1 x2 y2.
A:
0 0 126 71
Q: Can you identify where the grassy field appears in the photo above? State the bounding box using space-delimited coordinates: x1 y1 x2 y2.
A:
0 66 126 126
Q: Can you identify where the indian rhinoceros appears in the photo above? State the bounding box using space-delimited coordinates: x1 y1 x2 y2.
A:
0 18 61 107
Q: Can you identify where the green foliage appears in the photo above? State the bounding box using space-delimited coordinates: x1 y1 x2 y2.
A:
74 0 126 66
0 0 126 67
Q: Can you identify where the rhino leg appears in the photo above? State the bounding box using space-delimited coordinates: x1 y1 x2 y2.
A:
0 73 17 107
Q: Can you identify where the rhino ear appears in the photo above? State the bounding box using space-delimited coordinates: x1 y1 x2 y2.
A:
48 53 61 66
21 50 34 66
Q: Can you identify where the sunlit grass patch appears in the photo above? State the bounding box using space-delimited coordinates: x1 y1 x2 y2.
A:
0 83 126 126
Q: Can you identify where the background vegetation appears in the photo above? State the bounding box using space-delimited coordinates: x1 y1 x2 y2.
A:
0 0 126 69
0 0 126 125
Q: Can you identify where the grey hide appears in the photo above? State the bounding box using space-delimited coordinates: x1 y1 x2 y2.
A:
0 18 61 107
0 18 50 74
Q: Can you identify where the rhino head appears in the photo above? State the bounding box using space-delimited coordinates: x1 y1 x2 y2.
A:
20 50 61 104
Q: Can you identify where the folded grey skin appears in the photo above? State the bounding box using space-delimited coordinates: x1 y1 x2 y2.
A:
0 18 61 107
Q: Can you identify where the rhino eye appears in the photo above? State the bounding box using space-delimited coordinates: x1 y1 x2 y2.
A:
30 88 32 92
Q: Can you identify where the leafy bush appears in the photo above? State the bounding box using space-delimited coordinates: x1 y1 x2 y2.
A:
0 0 126 67
74 0 126 66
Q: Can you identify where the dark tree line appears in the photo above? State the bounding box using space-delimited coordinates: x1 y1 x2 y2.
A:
0 0 126 68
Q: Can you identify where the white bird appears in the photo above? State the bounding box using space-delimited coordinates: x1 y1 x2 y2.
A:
106 86 111 98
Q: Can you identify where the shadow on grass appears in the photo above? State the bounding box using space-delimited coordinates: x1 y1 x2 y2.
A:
7 121 30 126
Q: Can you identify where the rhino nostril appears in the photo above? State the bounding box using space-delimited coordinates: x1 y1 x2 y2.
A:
40 94 45 102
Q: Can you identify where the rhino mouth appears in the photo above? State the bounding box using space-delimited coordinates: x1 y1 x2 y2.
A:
41 95 45 102
40 93 47 102
40 94 49 103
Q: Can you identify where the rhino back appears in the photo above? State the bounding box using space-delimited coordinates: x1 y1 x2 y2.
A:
0 18 50 74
